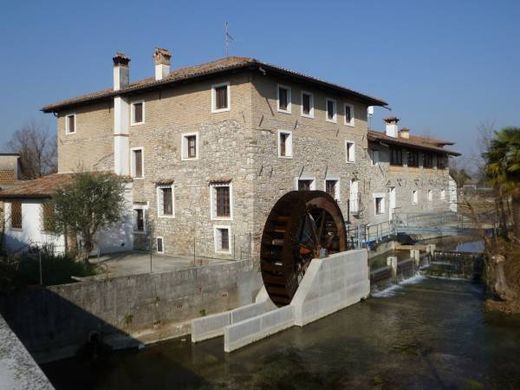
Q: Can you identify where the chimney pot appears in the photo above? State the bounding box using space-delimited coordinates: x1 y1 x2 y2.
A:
399 128 410 139
154 48 171 81
113 52 130 91
384 116 399 138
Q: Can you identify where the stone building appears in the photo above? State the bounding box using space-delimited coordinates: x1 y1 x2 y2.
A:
0 49 458 259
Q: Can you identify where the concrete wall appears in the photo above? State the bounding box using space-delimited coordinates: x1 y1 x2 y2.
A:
0 259 257 363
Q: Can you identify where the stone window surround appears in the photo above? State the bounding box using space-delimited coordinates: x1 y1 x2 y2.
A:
277 129 293 158
156 184 175 218
373 192 386 215
440 189 446 200
156 236 164 254
412 190 419 205
210 182 233 221
345 140 356 163
181 131 200 161
300 90 314 118
130 100 145 126
132 203 148 234
214 225 232 254
325 98 337 123
428 189 433 202
130 147 145 179
276 84 292 114
211 82 231 113
324 177 341 201
65 113 77 135
344 103 355 127
294 176 316 191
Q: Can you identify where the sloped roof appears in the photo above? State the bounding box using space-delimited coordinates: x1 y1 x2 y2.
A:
0 174 76 199
368 130 460 156
41 56 387 112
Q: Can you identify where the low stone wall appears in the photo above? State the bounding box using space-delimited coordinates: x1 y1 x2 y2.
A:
0 314 54 389
0 259 259 363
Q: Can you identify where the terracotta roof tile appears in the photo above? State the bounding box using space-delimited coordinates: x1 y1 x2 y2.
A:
42 56 387 112
0 174 76 199
368 130 460 156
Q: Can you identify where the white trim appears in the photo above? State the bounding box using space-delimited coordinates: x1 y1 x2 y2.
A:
300 91 314 118
156 236 164 254
344 103 355 127
325 98 337 123
156 184 175 218
412 190 419 205
427 189 433 202
373 193 386 215
65 113 77 134
130 147 144 179
214 225 232 254
132 203 148 234
130 100 145 126
181 131 200 161
210 182 233 221
211 82 231 113
276 84 292 114
295 176 316 191
345 140 356 163
277 129 293 158
324 177 341 201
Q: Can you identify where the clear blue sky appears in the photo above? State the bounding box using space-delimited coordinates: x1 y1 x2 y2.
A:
1 0 518 160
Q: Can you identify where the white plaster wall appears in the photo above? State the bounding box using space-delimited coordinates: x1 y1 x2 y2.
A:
449 176 458 212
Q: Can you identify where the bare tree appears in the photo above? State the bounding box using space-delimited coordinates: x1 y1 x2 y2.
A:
8 121 57 179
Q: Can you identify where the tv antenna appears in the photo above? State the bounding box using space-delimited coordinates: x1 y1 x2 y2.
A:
225 21 234 57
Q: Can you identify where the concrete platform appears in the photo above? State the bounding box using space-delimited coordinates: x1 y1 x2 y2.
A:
191 249 370 353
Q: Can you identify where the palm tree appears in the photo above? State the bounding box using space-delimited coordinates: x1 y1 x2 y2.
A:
483 127 520 240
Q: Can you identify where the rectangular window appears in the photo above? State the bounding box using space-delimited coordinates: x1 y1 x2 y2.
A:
131 101 144 125
212 82 230 112
214 226 231 253
375 196 385 215
423 153 434 168
390 147 403 166
42 202 54 232
278 130 293 158
156 237 164 253
301 91 314 118
412 190 419 205
344 103 354 126
134 208 145 232
277 85 291 113
211 182 232 219
428 189 433 202
325 179 340 201
437 154 447 169
297 178 315 191
65 114 76 134
371 149 380 165
181 132 199 160
346 141 355 163
408 150 419 167
157 185 174 217
131 148 144 178
326 99 337 122
10 201 22 229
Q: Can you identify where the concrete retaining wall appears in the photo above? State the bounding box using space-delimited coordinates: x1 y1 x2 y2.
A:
0 259 258 363
0 314 54 389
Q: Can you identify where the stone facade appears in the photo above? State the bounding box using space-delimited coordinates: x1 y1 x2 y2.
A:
48 56 456 260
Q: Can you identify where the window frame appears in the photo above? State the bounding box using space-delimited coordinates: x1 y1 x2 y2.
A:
295 176 316 191
277 130 293 158
324 177 340 201
345 140 356 163
132 204 147 234
407 150 420 168
412 190 419 205
156 184 175 218
130 147 144 179
65 113 77 135
428 189 433 202
344 103 355 127
214 225 232 254
373 193 385 215
370 149 380 166
130 100 145 126
277 84 292 114
325 98 337 123
211 82 231 113
210 182 233 221
390 147 403 166
181 132 200 161
156 236 164 254
300 91 314 118
10 201 22 230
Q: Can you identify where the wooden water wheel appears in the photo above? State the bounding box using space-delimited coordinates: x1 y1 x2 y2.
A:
260 191 346 306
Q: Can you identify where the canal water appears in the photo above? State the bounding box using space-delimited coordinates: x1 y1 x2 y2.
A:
42 276 520 389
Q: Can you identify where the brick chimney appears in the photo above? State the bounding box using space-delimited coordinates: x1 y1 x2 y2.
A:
399 128 410 139
154 48 171 81
384 117 399 138
113 52 130 91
